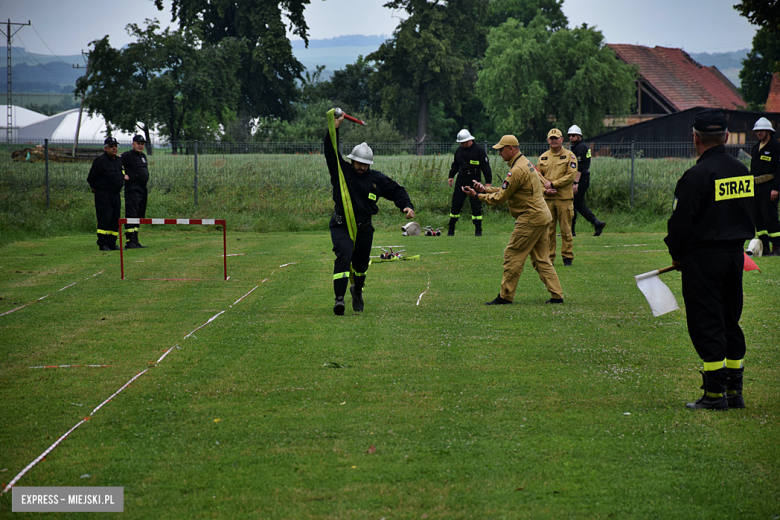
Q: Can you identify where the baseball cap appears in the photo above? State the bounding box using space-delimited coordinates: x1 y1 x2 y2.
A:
132 135 146 143
492 135 519 149
104 136 118 146
547 129 563 139
693 109 727 132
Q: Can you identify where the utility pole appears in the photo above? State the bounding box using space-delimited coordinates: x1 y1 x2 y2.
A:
1 19 30 143
72 50 90 157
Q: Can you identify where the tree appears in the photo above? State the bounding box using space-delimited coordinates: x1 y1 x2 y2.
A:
485 0 567 31
76 21 242 151
739 27 780 110
733 0 780 35
368 0 489 144
477 16 635 141
156 0 313 121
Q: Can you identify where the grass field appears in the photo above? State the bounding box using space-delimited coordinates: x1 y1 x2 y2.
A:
1 223 778 519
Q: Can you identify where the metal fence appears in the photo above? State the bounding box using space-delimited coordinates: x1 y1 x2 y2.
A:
1 138 755 212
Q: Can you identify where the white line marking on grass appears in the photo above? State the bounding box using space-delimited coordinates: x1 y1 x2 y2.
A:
0 295 49 317
29 364 112 369
183 311 226 340
90 370 149 416
429 252 450 255
416 272 431 306
59 282 77 291
603 244 649 248
2 418 89 494
279 262 297 267
85 270 104 280
233 286 259 306
155 345 180 364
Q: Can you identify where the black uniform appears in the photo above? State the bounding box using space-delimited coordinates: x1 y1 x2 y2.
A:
448 143 492 233
750 134 780 253
121 149 150 244
664 144 754 405
87 152 124 249
324 128 414 302
570 140 599 231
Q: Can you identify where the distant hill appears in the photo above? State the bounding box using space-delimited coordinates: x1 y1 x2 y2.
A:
689 49 748 88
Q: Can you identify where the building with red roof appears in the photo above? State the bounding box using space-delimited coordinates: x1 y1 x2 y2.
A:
765 72 780 113
606 44 746 124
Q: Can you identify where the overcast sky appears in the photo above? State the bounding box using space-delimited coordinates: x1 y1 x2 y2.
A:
1 0 757 57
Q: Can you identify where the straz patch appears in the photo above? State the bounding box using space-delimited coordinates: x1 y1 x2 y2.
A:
368 193 377 201
715 175 753 201
501 180 509 190
469 159 480 165
760 154 772 161
570 162 576 169
506 171 512 176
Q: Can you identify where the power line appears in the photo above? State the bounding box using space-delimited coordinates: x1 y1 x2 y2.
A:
29 23 70 65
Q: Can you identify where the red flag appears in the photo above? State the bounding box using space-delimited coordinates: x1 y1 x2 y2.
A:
744 253 761 273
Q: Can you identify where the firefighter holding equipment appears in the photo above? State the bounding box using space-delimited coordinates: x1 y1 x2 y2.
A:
324 113 415 315
750 117 780 256
537 128 577 266
447 129 492 236
87 136 125 251
463 135 564 305
664 109 754 410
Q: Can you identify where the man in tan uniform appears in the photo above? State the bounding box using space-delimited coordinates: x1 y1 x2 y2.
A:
537 128 578 266
463 135 564 305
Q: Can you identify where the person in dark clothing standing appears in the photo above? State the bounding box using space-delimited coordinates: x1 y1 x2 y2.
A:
447 129 492 236
567 125 606 237
749 117 780 256
87 136 125 251
324 112 415 315
122 135 150 248
664 109 754 410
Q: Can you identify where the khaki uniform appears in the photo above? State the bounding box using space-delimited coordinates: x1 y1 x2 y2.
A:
478 153 563 301
537 149 578 262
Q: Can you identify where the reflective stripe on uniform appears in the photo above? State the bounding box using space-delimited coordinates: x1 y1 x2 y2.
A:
726 358 744 369
703 359 726 371
770 231 780 238
333 272 350 280
353 271 367 277
472 215 482 220
97 229 119 236
757 230 768 236
125 227 140 233
450 213 460 218
705 391 725 398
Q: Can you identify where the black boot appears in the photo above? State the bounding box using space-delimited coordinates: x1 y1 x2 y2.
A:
686 370 728 410
474 219 482 237
350 275 366 312
447 218 457 236
126 232 141 249
726 367 745 409
768 242 780 257
485 294 512 305
593 219 606 236
760 236 770 256
133 233 147 248
333 297 345 316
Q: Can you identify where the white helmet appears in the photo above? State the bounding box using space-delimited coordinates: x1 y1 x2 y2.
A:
746 238 763 257
567 125 582 136
753 117 775 132
402 221 421 236
347 142 374 164
456 129 475 143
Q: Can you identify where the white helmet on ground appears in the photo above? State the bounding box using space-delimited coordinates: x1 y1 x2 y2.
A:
456 129 475 143
746 238 763 257
753 117 775 132
347 142 374 164
567 125 582 136
402 222 421 236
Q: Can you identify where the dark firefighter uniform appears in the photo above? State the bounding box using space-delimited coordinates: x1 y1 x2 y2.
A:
476 136 563 303
750 133 780 255
570 140 606 236
121 137 150 248
87 138 124 250
323 128 414 308
448 143 492 235
537 140 577 264
664 110 754 410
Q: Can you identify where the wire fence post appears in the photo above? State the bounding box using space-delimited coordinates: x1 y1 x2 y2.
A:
630 140 635 209
194 140 198 207
44 138 50 210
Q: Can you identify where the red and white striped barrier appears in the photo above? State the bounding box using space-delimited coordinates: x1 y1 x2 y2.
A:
118 218 228 280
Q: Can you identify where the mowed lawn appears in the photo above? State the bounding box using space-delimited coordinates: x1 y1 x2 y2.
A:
0 225 778 519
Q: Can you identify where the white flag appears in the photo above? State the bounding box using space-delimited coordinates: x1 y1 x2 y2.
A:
635 270 679 317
